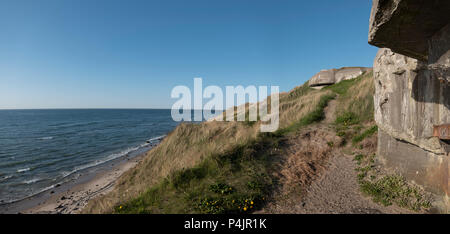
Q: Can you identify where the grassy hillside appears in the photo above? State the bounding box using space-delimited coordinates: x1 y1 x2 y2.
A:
83 71 376 214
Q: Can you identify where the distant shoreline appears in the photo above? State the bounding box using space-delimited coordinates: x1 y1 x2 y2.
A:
0 108 173 111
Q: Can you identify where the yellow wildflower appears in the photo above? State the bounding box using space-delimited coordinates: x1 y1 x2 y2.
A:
243 207 247 211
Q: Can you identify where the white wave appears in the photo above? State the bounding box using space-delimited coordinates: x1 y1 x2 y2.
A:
23 178 41 184
0 175 12 182
60 138 159 179
37 136 53 140
2 137 165 205
0 183 57 205
17 168 30 173
148 135 166 142
144 135 166 146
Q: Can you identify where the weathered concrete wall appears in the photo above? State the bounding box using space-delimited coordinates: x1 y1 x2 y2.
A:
429 24 450 84
374 47 449 212
308 69 336 88
335 67 370 83
369 0 450 61
378 129 449 212
369 0 450 213
308 67 372 88
373 48 449 154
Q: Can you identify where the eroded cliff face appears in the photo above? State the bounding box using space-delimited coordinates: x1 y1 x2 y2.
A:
369 0 449 213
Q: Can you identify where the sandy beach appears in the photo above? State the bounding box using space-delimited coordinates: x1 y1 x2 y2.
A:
23 152 146 214
0 143 155 214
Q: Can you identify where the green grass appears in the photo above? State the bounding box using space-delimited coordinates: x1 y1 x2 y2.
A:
325 72 428 211
354 153 431 211
115 133 280 214
285 81 312 101
88 68 388 214
277 93 336 135
323 77 359 95
114 93 338 214
335 112 360 126
352 125 378 144
110 73 380 214
113 117 296 214
332 73 376 144
329 71 375 123
359 175 431 210
353 154 365 165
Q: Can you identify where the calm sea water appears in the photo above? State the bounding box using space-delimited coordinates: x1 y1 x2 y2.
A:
0 109 179 204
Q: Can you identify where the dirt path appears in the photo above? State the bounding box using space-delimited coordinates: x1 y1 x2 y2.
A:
323 99 337 124
288 152 411 214
259 99 415 214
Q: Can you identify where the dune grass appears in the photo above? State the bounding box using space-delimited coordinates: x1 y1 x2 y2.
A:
115 132 281 214
276 93 336 135
114 91 337 214
329 71 375 123
84 71 375 214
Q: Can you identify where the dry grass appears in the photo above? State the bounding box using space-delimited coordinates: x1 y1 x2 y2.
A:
278 129 343 195
332 71 375 123
83 72 373 213
210 83 329 131
83 121 259 213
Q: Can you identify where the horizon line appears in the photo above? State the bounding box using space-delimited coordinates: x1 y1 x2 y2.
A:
0 108 226 111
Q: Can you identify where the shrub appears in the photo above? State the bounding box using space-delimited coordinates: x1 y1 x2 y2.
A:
335 112 360 126
352 125 378 144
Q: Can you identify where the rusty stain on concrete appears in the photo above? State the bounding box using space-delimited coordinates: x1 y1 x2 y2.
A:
433 124 450 140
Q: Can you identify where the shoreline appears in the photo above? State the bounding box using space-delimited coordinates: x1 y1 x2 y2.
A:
26 152 147 214
0 142 157 214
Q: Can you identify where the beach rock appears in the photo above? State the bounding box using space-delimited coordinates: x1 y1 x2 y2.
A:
369 0 450 213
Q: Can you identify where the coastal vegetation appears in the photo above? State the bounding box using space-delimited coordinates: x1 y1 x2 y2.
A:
84 70 431 214
83 74 328 213
354 153 431 211
113 92 337 214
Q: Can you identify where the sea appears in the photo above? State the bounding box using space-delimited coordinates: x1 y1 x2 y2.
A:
0 109 180 205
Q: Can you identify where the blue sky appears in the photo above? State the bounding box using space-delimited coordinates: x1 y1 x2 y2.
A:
0 0 377 109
